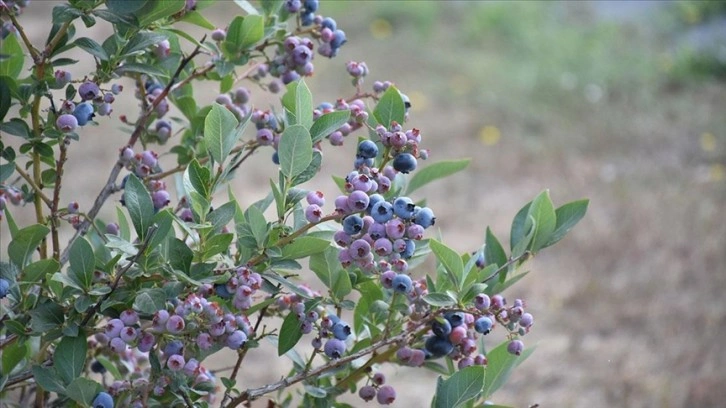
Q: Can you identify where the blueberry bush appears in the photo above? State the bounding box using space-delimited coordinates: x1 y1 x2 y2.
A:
0 1 588 407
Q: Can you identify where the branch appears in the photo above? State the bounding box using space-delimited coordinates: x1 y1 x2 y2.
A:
59 41 207 265
225 331 410 407
482 251 532 284
50 139 69 260
13 163 52 208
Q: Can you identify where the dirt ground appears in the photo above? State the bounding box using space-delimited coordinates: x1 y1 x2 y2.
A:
2 1 726 407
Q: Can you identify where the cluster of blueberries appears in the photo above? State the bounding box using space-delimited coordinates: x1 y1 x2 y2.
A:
285 0 347 58
358 372 397 405
117 147 171 211
54 80 123 134
0 188 22 222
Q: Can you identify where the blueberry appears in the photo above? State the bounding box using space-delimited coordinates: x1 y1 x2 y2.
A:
376 385 396 405
424 335 454 359
370 201 394 224
393 197 415 220
91 360 106 374
111 84 123 94
320 17 336 31
92 391 114 408
226 330 247 349
119 310 139 326
444 311 465 328
305 204 323 223
323 338 346 359
431 318 452 338
519 313 534 328
357 140 378 159
167 354 185 371
72 102 95 126
358 385 376 402
330 29 347 49
78 81 100 101
367 193 385 214
272 151 280 165
54 70 71 87
413 207 435 228
165 315 185 333
56 114 78 132
215 283 232 299
391 273 412 293
303 0 318 13
474 316 493 334
105 319 124 338
285 0 302 12
474 293 491 310
306 190 325 206
507 339 524 356
331 321 351 340
401 239 415 259
152 190 170 209
97 103 113 116
348 239 371 259
347 190 370 212
164 339 184 356
211 28 226 41
393 153 417 173
342 214 364 235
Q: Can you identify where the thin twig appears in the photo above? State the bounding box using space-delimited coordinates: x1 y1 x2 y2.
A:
13 163 52 207
482 251 532 284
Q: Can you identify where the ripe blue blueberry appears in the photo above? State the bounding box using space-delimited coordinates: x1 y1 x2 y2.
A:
392 153 417 173
474 316 493 334
272 151 280 165
391 273 412 293
331 321 351 340
431 318 452 338
444 311 465 328
401 239 415 259
413 207 436 228
357 140 378 159
330 29 347 49
164 339 184 356
342 214 364 235
285 0 302 12
226 330 247 349
323 338 346 359
320 17 336 31
73 102 95 126
371 201 395 224
393 197 415 220
424 335 454 358
91 360 106 374
303 0 318 12
92 391 114 408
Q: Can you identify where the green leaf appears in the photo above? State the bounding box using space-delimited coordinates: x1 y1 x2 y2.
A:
0 76 13 122
55 334 87 385
180 10 216 29
310 110 351 144
544 199 589 248
8 224 50 267
208 201 237 233
203 233 234 258
91 355 121 380
29 302 64 333
245 204 268 248
68 237 94 290
115 62 168 77
133 288 167 314
223 15 264 56
282 80 313 129
422 292 457 307
136 0 185 27
0 32 24 77
482 341 535 398
116 206 131 241
278 125 312 179
262 272 313 299
433 366 486 408
510 202 531 252
278 311 302 356
183 158 211 198
123 174 154 239
527 190 556 252
485 227 507 268
66 377 103 406
281 236 330 260
291 150 322 186
122 31 168 56
0 118 31 138
373 85 405 128
429 239 463 290
31 366 66 394
204 103 239 165
309 247 351 300
74 37 109 61
405 159 470 195
2 339 29 375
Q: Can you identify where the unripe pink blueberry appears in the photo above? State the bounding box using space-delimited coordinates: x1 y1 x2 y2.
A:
119 309 139 326
474 293 491 310
165 315 185 333
109 337 127 353
54 70 71 86
138 332 155 352
372 372 385 385
491 294 506 309
56 114 78 132
211 28 226 41
167 354 185 371
358 385 376 402
106 222 120 235
306 190 325 206
120 326 138 343
305 204 323 223
152 190 171 209
376 385 396 405
519 312 534 328
507 339 524 356
155 40 171 59
105 318 124 338
449 325 468 345
67 201 79 214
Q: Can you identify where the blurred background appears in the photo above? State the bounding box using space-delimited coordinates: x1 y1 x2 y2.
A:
3 1 726 407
